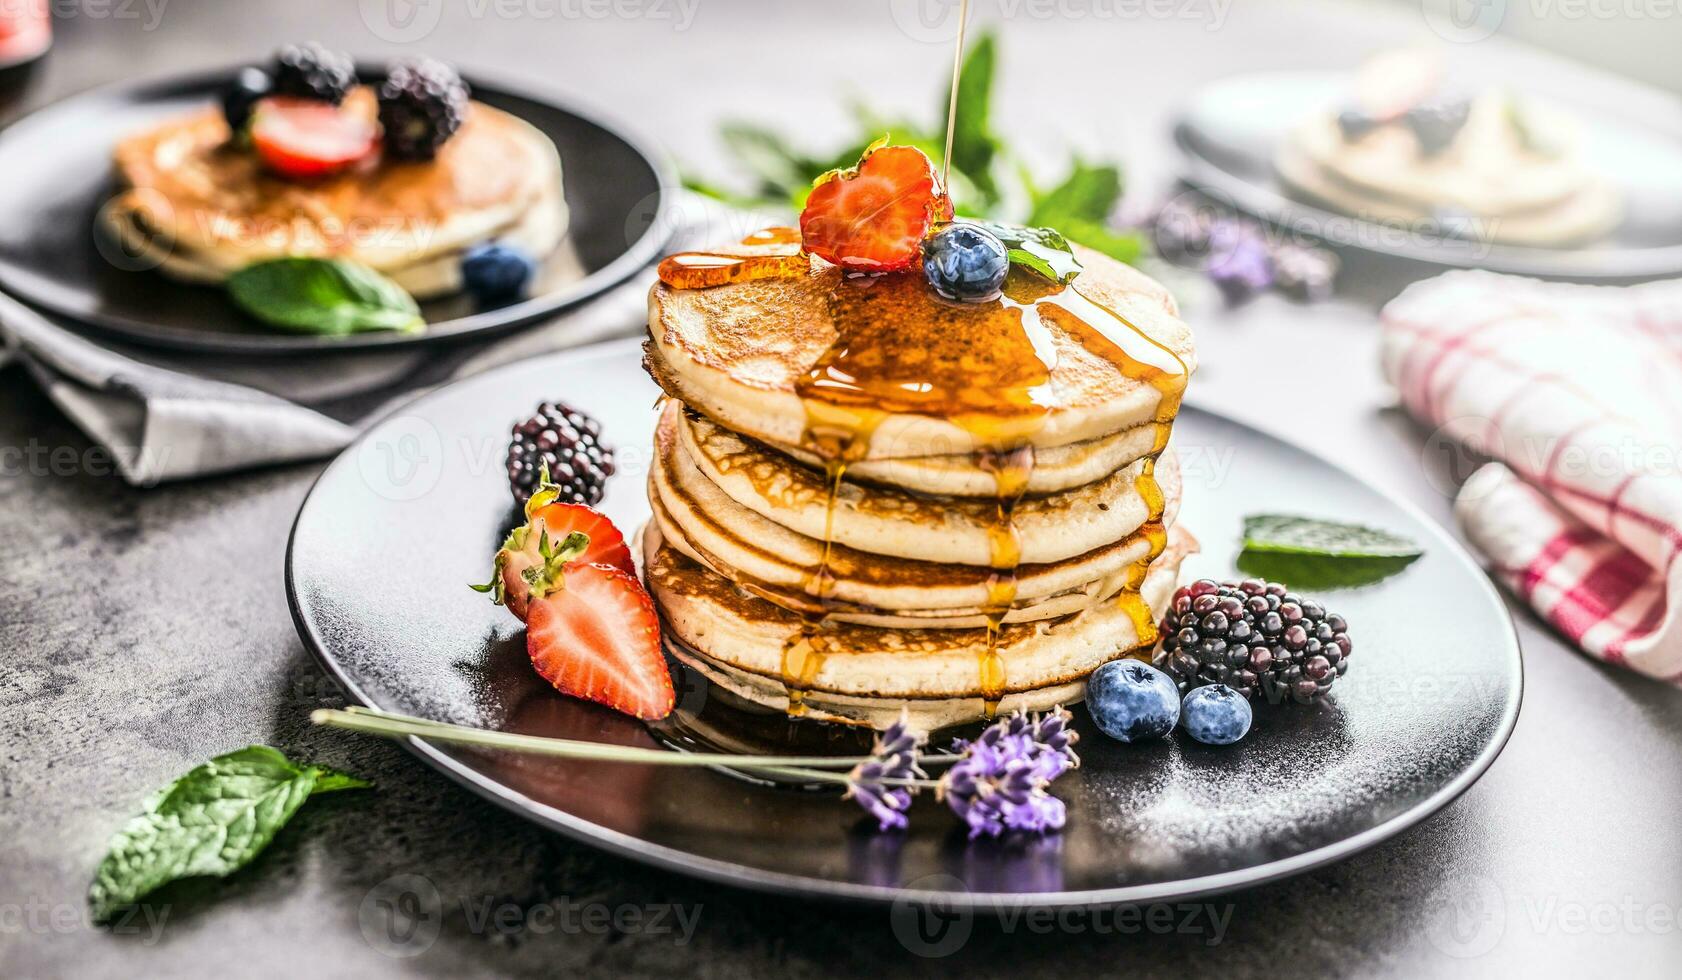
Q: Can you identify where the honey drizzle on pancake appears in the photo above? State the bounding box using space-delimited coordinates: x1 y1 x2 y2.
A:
1035 287 1187 650
977 445 1034 714
657 228 809 290
796 271 1059 717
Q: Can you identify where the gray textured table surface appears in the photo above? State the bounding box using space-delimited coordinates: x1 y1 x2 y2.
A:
5 2 1682 977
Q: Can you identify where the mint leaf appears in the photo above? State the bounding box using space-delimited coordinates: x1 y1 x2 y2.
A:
1027 159 1123 227
1238 514 1423 590
310 767 373 794
1236 551 1419 591
719 122 824 198
227 258 424 336
974 221 1083 284
942 32 1001 208
88 746 369 923
1058 218 1145 265
1243 514 1424 558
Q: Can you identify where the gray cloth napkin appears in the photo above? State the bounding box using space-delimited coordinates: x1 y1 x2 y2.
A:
0 194 776 486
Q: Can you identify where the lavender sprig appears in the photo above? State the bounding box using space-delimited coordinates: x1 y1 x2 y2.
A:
844 713 928 832
315 705 1079 838
938 707 1077 838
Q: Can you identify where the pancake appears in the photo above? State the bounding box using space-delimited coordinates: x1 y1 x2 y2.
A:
1275 92 1620 247
646 242 1195 460
760 416 1158 498
104 87 566 298
670 633 1156 732
644 522 1197 729
651 403 1183 620
676 402 1174 567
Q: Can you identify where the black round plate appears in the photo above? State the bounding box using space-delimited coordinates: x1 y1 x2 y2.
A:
286 340 1521 909
0 65 673 354
1175 71 1682 280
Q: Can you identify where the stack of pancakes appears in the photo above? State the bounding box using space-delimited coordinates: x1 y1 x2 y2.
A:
642 235 1198 730
105 89 566 299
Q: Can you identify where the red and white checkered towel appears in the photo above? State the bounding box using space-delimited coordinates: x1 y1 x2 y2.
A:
1381 270 1682 684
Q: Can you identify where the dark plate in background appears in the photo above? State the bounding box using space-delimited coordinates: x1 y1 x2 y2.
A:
286 339 1522 910
0 65 673 354
1175 71 1682 280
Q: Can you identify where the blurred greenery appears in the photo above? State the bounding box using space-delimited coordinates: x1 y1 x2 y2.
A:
683 32 1144 265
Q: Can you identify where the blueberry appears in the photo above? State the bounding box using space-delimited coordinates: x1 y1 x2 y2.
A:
222 67 272 135
1086 660 1180 744
1180 684 1253 746
921 223 1009 302
462 243 537 305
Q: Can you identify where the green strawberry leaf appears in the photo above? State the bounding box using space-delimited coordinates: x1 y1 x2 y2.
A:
88 746 369 923
973 221 1083 284
228 258 424 336
1238 514 1423 590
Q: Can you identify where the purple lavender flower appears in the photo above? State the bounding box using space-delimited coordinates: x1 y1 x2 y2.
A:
938 708 1076 838
844 714 927 832
1204 222 1273 304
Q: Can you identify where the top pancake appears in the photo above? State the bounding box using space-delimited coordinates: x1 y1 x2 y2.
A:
646 242 1196 459
108 87 562 275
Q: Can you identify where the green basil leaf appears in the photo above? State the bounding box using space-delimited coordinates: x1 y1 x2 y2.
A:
88 746 369 923
973 221 1084 284
1237 514 1423 590
227 258 424 337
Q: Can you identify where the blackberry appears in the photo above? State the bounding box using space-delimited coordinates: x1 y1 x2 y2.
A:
272 42 357 105
1336 107 1380 142
1405 98 1471 156
377 58 469 161
1154 578 1352 705
506 402 615 506
1151 198 1216 262
1271 244 1338 302
222 67 272 134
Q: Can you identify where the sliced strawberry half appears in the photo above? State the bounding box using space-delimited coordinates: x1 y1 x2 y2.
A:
530 503 635 576
799 142 952 273
493 503 635 620
527 563 673 720
250 96 376 180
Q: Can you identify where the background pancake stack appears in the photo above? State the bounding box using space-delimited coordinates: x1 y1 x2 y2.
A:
641 233 1199 731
